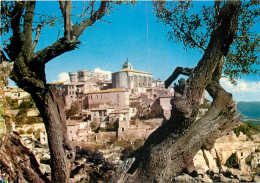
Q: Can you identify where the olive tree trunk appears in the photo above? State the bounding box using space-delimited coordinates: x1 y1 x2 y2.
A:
2 1 111 182
110 1 241 182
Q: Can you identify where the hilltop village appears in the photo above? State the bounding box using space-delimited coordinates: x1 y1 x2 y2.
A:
4 60 260 181
6 60 176 145
60 60 175 143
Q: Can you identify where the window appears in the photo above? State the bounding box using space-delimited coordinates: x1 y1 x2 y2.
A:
241 152 243 156
122 128 124 132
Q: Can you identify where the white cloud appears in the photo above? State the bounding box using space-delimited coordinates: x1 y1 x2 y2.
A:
94 68 112 80
220 77 260 101
57 72 70 82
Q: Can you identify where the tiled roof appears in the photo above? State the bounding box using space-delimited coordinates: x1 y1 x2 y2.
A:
118 68 152 75
86 88 126 94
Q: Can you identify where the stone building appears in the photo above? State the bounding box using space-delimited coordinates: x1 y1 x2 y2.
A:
57 69 111 109
4 87 30 104
151 96 172 119
112 60 155 93
84 89 129 109
70 69 110 83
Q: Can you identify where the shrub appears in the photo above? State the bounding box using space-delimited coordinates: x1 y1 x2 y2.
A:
121 145 134 160
18 97 34 109
6 97 19 109
134 139 144 149
34 129 41 140
26 128 34 134
18 129 25 135
90 120 99 131
233 122 258 140
66 102 80 116
105 122 117 131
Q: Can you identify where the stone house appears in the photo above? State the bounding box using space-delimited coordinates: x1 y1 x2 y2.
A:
85 89 129 109
66 120 80 141
109 109 130 133
151 96 172 119
4 87 30 104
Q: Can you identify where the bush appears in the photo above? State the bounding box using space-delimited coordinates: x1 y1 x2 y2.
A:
18 97 34 109
18 129 25 135
6 97 19 109
105 122 117 131
26 128 34 134
134 139 144 149
34 129 41 140
233 122 258 140
90 120 99 131
121 145 134 160
15 109 27 124
66 102 80 116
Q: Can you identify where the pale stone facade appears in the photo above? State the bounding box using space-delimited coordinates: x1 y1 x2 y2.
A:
4 86 30 104
85 89 129 109
112 61 154 92
57 69 111 109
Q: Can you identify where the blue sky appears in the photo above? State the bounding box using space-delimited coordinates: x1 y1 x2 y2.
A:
6 1 260 101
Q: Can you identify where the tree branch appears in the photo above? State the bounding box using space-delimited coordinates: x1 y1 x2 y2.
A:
64 1 72 41
73 1 110 38
7 1 26 60
165 67 193 88
32 25 41 52
31 38 80 65
23 1 36 57
59 1 65 18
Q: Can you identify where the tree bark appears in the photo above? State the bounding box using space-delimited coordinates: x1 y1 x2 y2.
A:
0 133 51 183
4 1 111 182
34 85 75 182
110 1 241 182
0 61 49 182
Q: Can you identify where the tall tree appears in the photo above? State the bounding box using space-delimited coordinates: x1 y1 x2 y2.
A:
1 1 113 182
110 1 259 182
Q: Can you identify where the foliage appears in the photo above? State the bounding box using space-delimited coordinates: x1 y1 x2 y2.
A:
154 1 260 83
105 122 117 132
66 102 80 116
18 97 34 109
18 129 25 135
233 122 259 140
121 145 134 160
26 128 33 134
133 139 144 149
27 116 42 124
113 140 129 148
5 97 18 109
90 120 99 131
34 129 41 140
73 146 115 182
15 109 27 124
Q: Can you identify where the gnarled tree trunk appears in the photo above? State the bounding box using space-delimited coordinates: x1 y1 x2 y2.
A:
110 1 241 182
2 1 111 181
0 61 49 182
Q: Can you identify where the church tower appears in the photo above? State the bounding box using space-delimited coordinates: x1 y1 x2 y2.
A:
122 58 133 70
